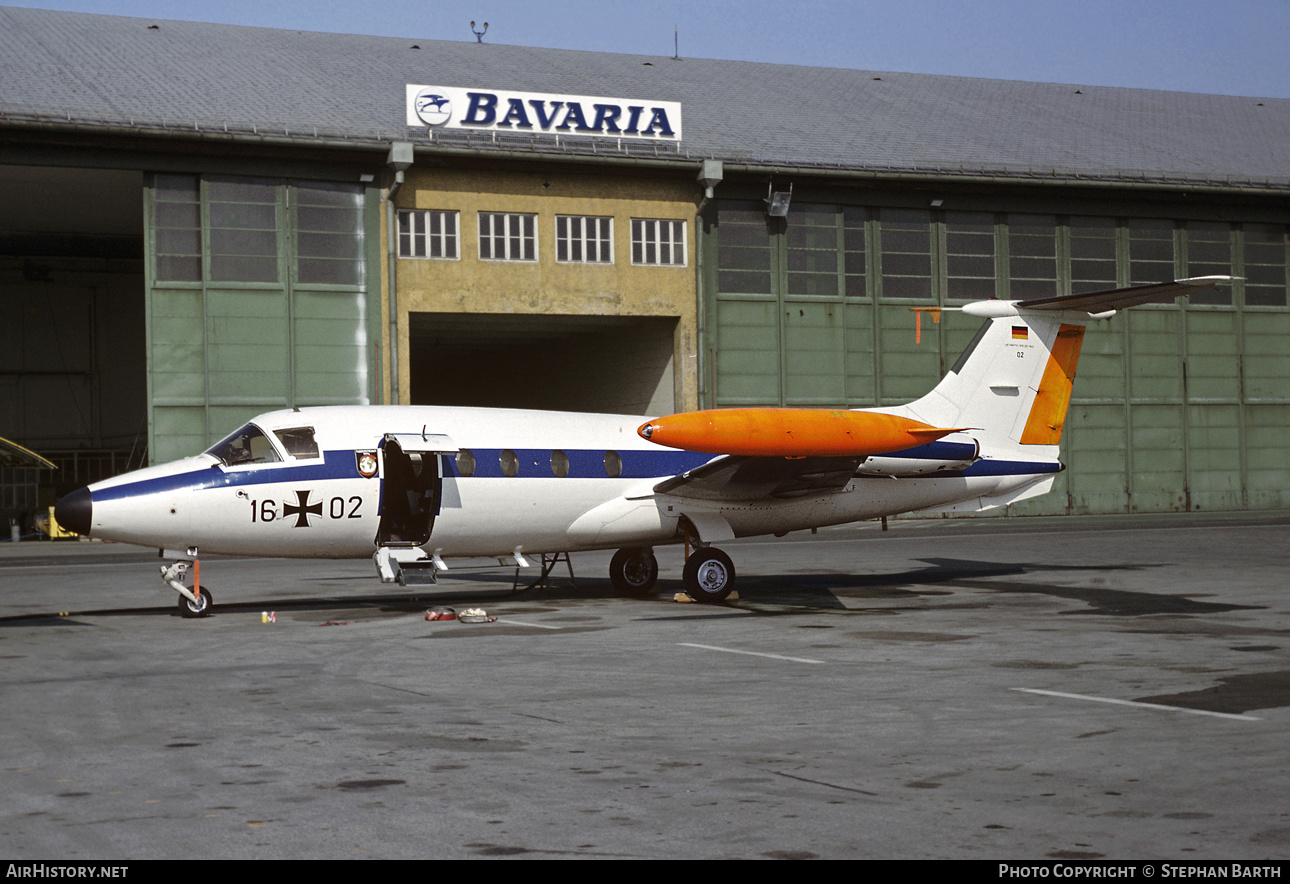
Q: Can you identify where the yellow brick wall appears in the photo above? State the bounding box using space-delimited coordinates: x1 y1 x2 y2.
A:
384 165 700 410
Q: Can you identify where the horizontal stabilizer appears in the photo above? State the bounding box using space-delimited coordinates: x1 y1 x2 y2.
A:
1015 276 1232 314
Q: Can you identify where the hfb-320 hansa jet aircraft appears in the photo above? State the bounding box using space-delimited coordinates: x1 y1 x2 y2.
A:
54 277 1229 617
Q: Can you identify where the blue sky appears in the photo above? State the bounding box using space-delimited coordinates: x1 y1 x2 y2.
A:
10 0 1290 98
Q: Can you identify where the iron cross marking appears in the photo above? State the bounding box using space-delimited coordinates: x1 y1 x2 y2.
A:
283 490 322 528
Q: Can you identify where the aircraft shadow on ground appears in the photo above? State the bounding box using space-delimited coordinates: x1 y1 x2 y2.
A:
0 556 1256 622
719 557 1258 617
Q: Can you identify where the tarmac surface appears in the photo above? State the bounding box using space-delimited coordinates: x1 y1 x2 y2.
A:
1 512 1288 860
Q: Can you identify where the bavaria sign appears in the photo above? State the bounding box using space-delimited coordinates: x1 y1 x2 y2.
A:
406 85 682 141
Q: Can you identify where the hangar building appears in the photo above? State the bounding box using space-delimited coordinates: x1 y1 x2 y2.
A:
1 5 1287 526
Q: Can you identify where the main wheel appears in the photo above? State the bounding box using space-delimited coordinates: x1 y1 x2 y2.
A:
683 548 735 603
178 585 213 618
609 547 659 596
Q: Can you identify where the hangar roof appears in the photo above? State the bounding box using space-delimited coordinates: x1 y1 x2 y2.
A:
2 5 1289 191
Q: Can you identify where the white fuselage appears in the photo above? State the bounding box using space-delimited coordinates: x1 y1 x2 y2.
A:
79 405 1057 560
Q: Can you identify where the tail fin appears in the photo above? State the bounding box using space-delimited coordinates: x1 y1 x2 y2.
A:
901 277 1230 455
905 311 1087 453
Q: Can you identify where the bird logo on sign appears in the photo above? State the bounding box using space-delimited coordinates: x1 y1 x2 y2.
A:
415 89 452 126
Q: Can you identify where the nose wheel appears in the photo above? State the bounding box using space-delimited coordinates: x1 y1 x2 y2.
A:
683 547 735 603
161 558 214 618
178 585 213 618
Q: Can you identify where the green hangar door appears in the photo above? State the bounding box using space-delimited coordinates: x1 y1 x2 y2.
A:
146 175 383 464
706 201 1290 515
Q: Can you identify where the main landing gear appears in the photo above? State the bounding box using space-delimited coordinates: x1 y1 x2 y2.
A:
609 547 659 597
607 545 737 603
682 547 736 603
160 556 213 618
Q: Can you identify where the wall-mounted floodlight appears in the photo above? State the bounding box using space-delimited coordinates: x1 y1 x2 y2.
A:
765 182 793 218
929 199 944 207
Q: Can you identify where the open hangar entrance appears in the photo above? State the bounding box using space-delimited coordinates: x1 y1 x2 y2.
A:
0 164 147 530
409 313 678 416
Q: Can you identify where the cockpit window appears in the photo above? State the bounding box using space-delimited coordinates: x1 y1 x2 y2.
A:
274 427 319 459
207 424 282 466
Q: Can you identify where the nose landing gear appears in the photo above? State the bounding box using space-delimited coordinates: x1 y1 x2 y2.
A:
160 554 213 618
177 584 213 618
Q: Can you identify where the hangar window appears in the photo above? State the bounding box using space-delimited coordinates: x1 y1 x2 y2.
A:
297 184 365 285
556 215 613 263
631 219 686 266
877 208 932 299
1186 222 1233 306
1243 224 1288 307
207 178 279 283
842 207 869 297
1007 214 1058 300
1128 219 1176 286
786 207 840 296
399 210 459 260
479 213 537 262
153 174 202 282
1069 216 1119 292
716 207 772 294
944 211 998 301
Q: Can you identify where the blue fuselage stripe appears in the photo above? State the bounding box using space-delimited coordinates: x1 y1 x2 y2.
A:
94 450 361 502
92 445 1059 501
878 440 978 460
448 448 717 479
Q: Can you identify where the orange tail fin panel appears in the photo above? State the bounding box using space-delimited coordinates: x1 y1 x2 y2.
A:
639 408 962 457
1020 324 1085 445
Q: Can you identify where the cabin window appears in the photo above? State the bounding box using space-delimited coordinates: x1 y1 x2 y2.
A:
551 449 570 477
604 450 622 478
456 449 476 477
274 427 319 459
499 449 519 477
207 424 282 466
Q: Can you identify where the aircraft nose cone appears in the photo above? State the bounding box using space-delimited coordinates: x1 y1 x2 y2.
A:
55 487 92 536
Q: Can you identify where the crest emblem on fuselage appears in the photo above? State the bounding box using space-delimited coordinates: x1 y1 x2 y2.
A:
356 450 379 478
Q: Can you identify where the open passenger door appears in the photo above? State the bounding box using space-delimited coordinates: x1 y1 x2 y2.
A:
374 433 457 586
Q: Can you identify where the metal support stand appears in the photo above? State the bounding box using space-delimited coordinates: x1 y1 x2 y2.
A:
511 551 577 593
